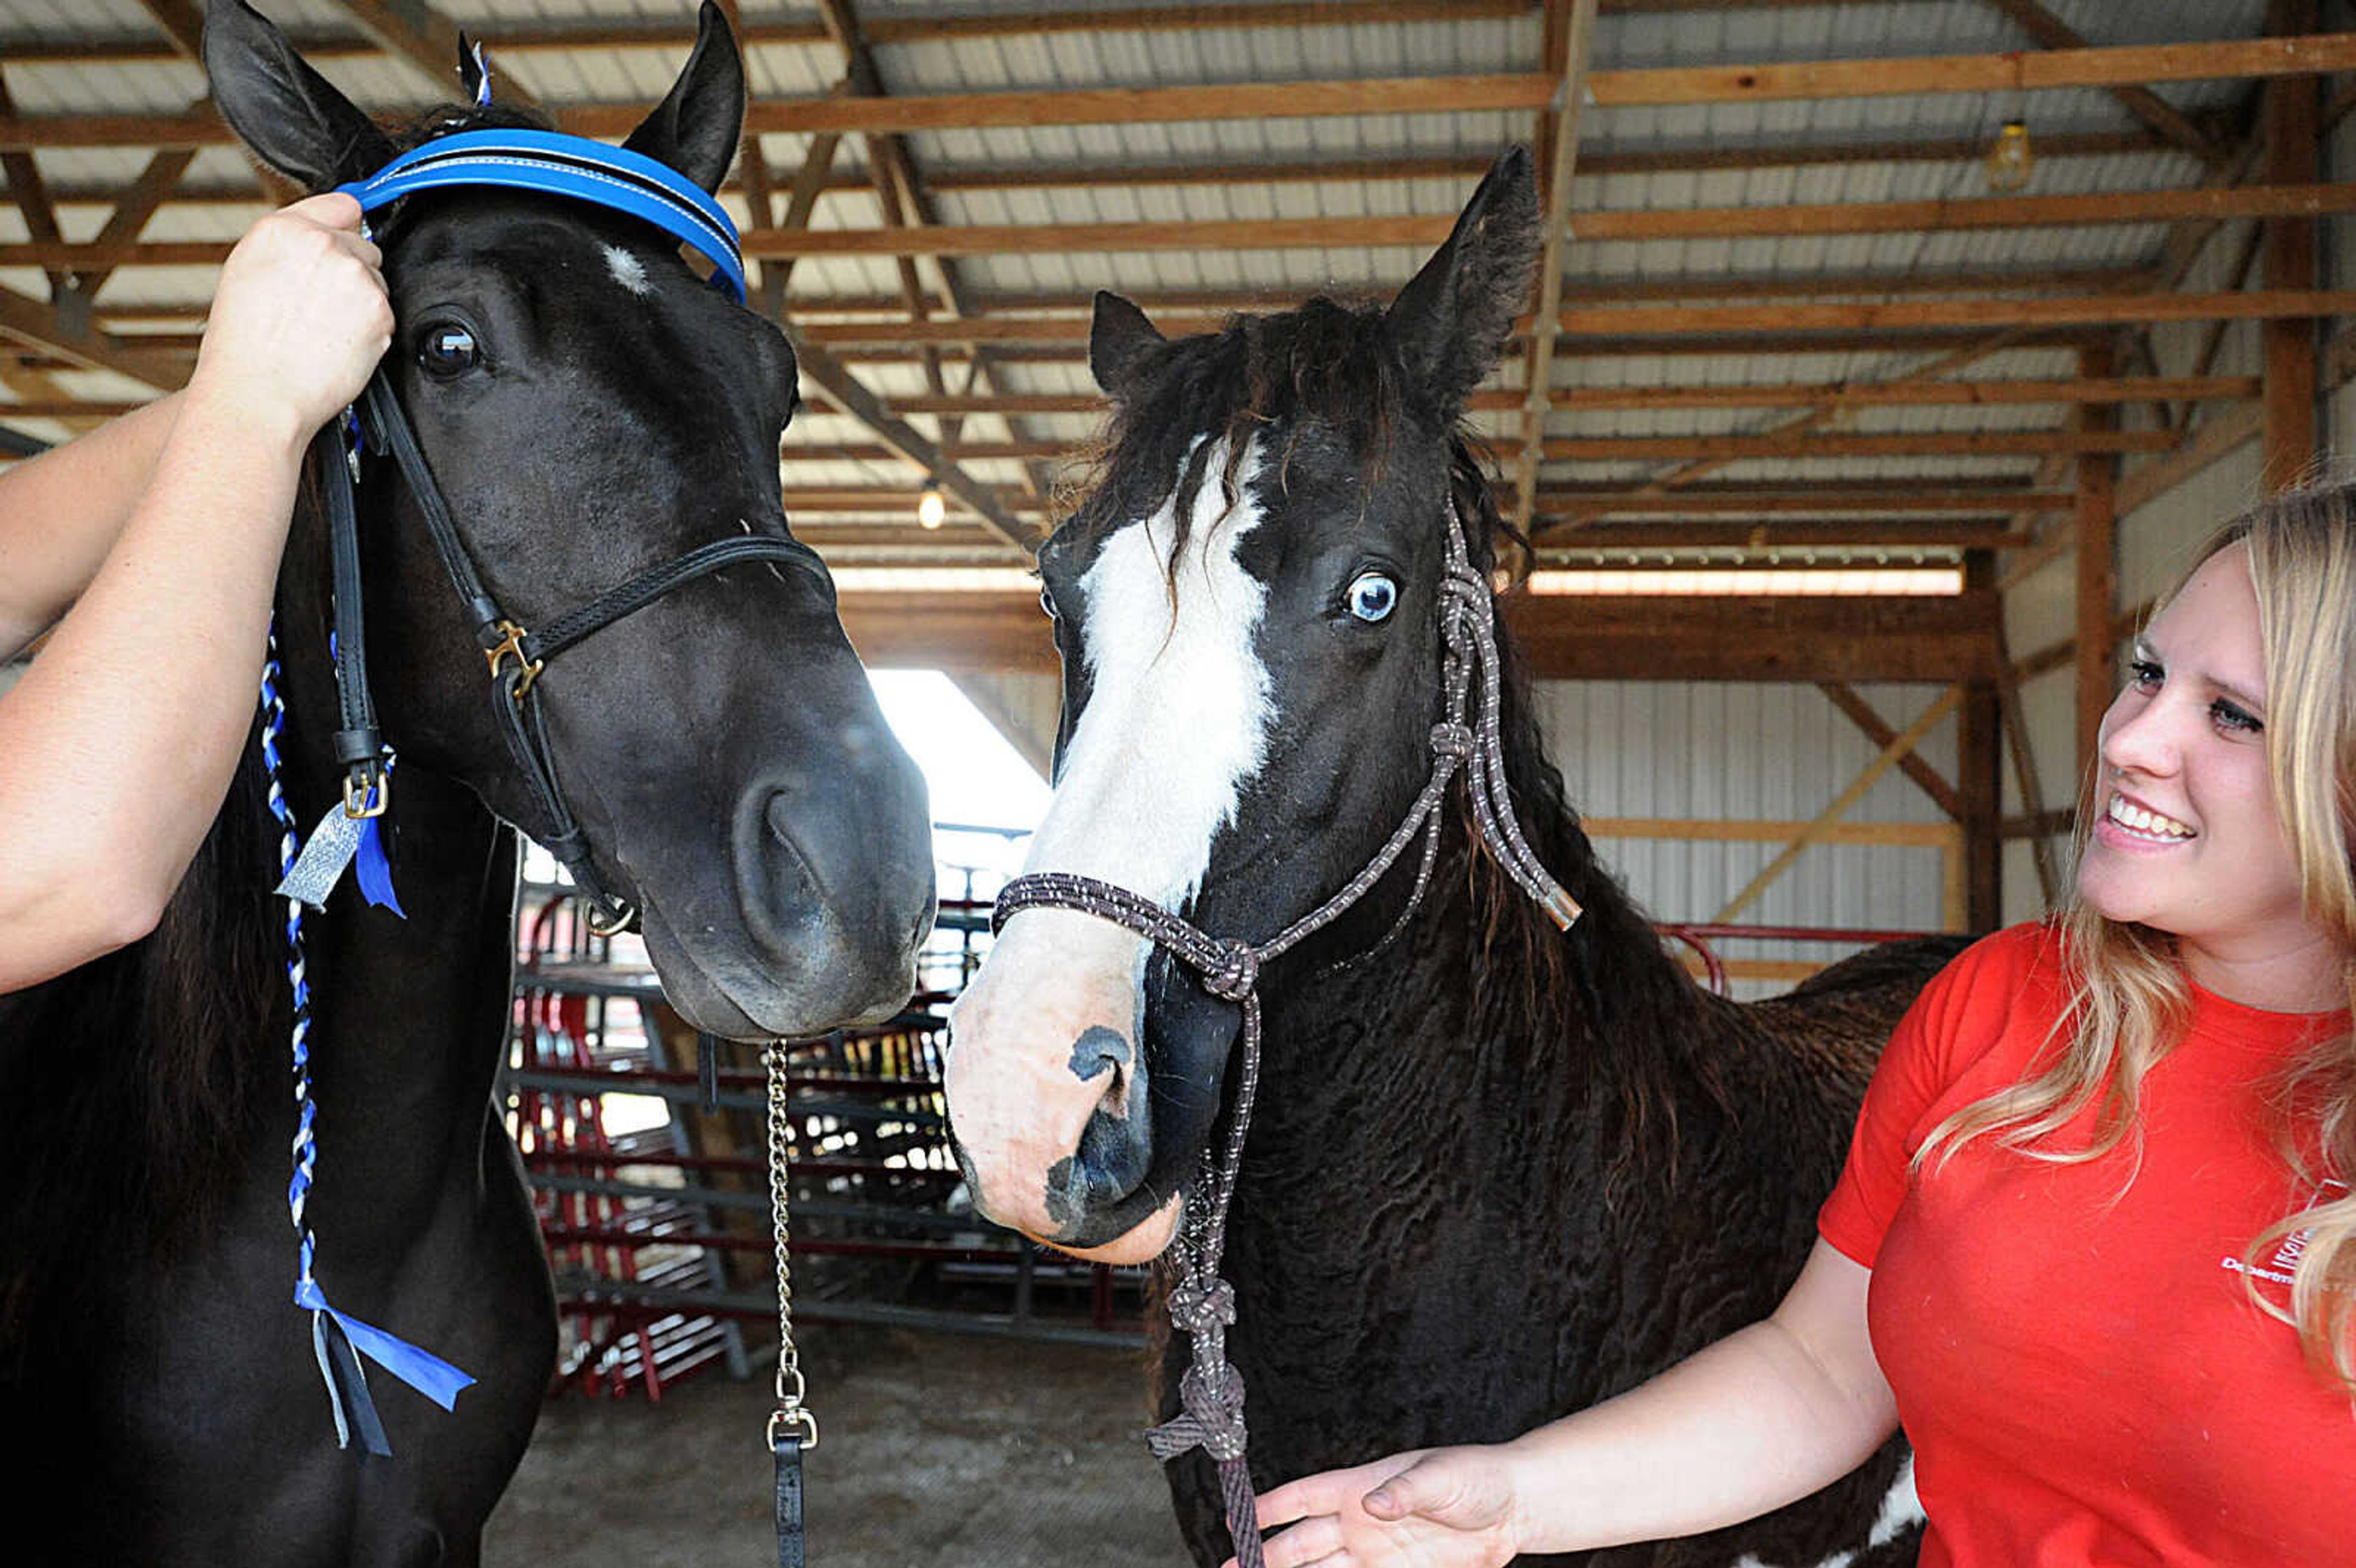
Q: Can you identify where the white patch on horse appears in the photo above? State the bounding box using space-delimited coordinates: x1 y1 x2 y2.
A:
1022 436 1272 911
1868 1456 1922 1545
602 243 650 296
1723 1459 1919 1568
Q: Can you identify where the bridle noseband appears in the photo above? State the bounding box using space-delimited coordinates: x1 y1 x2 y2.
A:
990 493 1581 1568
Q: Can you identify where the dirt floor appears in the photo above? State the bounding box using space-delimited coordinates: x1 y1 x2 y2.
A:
485 1324 1195 1567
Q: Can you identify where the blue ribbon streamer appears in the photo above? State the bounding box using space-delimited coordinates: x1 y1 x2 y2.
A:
354 817 406 917
295 1277 475 1416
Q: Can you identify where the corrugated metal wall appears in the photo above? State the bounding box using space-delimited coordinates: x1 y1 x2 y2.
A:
1533 679 1960 999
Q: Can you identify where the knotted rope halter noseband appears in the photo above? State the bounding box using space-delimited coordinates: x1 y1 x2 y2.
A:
258 118 821 1459
992 494 1582 1568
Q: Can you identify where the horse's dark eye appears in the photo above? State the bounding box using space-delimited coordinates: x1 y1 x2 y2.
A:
1345 571 1398 624
417 322 480 379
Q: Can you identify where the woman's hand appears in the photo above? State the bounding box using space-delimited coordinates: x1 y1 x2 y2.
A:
1238 1448 1527 1568
188 191 393 447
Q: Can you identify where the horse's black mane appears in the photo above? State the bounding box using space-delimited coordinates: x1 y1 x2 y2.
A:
0 99 560 1350
1056 296 1714 1175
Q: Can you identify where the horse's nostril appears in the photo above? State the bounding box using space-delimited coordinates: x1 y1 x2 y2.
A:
759 795 824 902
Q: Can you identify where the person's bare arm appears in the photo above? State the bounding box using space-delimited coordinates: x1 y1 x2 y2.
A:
0 393 186 659
1248 1240 1896 1568
0 193 391 991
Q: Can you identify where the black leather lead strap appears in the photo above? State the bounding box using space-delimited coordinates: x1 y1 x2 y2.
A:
312 422 387 803
774 1432 806 1568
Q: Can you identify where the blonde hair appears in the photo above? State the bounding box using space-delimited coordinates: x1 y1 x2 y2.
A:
1917 482 2356 1392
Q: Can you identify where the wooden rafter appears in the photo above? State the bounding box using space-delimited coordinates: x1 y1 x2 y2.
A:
130 0 206 63
1818 683 1965 820
0 283 187 390
1512 0 1601 537
12 375 2257 428
0 74 69 304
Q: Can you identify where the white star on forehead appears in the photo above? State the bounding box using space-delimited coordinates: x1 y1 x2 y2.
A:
601 242 650 296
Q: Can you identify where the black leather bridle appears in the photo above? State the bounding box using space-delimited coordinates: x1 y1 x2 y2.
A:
312 370 824 933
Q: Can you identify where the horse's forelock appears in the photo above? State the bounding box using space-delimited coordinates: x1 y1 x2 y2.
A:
1059 298 1407 598
385 101 556 156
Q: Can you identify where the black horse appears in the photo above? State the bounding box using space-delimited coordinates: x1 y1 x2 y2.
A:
0 4 934 1562
944 149 1960 1567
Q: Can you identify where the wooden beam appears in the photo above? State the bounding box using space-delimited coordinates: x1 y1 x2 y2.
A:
788 428 2174 464
720 185 2356 259
1958 552 2003 928
130 0 206 61
72 148 198 301
1818 682 1965 820
1539 488 2075 518
783 331 1042 555
1540 430 2176 460
700 35 2356 139
2075 345 2116 802
804 375 2250 417
2262 1 2320 491
1554 289 2356 337
0 283 187 390
1991 621 2058 909
1714 685 1969 922
1514 0 1602 537
1582 32 2356 109
888 133 2169 194
838 588 2000 680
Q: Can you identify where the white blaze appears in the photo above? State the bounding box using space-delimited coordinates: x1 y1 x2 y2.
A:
942 437 1276 1258
1024 436 1274 905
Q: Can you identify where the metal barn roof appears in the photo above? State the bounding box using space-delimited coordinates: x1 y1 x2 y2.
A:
1 0 2349 669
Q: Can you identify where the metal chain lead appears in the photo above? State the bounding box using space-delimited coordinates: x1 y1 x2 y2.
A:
764 1040 818 1450
992 496 1583 1568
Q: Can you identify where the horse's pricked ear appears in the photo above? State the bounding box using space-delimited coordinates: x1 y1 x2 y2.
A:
620 0 745 195
203 0 394 191
1384 146 1541 413
1090 291 1165 401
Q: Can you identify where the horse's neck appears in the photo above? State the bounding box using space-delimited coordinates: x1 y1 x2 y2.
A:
1250 813 1706 1202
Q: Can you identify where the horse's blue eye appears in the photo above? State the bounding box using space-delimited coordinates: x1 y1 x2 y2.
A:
418 323 480 377
1346 572 1397 623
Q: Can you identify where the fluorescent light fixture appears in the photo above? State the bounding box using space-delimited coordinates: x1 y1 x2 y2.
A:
1523 567 1961 597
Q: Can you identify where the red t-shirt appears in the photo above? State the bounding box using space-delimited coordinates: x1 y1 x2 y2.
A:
1819 922 2356 1567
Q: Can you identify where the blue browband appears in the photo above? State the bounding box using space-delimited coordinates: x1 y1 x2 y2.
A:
336 128 748 304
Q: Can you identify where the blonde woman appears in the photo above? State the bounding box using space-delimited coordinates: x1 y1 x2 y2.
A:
1247 485 2356 1567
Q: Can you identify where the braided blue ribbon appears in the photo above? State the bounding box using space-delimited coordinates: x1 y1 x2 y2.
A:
261 624 472 1455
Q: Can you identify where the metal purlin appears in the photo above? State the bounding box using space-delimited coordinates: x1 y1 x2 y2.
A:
260 625 475 1455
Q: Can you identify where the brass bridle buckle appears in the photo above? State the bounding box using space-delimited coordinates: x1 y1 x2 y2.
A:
483 618 544 700
341 764 390 820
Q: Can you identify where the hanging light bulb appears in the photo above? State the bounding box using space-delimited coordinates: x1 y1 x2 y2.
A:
1985 120 2033 193
917 488 945 529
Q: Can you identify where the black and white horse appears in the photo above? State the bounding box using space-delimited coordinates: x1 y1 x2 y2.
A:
945 149 1952 1567
0 5 934 1562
